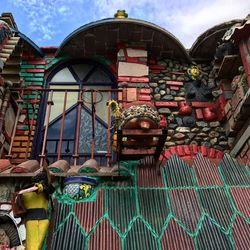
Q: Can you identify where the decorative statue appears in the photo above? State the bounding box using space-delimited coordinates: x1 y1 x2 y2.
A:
13 169 54 250
114 10 128 18
187 66 202 80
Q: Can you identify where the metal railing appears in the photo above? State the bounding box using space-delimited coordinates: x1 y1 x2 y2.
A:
7 88 124 166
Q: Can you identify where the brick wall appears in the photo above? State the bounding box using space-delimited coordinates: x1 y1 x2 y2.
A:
10 54 45 164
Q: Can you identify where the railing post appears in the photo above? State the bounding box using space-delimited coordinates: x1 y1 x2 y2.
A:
73 90 83 166
40 90 53 167
57 90 67 160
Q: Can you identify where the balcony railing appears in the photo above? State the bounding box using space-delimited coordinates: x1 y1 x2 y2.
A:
7 87 125 166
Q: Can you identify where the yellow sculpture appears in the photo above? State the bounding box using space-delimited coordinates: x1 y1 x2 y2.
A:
114 10 128 19
15 169 54 250
187 66 202 80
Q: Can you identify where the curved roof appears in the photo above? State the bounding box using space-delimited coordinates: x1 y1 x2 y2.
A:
189 19 241 60
18 31 44 57
56 18 190 61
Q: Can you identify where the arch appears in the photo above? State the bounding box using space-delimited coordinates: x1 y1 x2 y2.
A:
56 18 190 61
189 19 242 60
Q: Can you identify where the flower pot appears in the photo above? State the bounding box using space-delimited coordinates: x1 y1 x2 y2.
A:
63 176 97 200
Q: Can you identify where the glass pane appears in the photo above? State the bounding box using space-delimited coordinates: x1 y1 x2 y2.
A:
86 68 111 83
48 85 78 122
78 108 107 154
72 64 94 81
50 67 76 82
82 86 110 123
47 107 77 139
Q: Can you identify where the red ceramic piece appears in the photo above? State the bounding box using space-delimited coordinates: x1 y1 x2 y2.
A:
203 107 217 122
178 102 192 116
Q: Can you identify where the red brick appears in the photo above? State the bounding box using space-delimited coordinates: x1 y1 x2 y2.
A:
195 108 204 120
170 86 180 91
170 71 185 75
176 145 185 156
140 89 151 94
208 148 216 158
149 65 165 70
155 102 178 107
26 68 45 73
169 147 177 155
164 150 172 159
215 150 224 159
118 76 130 82
200 146 208 156
191 102 214 108
165 81 184 86
191 144 198 155
130 77 149 83
183 145 191 155
138 95 151 101
27 60 46 65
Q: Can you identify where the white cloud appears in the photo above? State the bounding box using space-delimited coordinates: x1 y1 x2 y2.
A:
8 0 250 47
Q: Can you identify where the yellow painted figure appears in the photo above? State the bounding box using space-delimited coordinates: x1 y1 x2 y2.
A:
16 171 54 250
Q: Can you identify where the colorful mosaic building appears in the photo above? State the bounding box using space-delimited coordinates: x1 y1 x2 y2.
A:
0 11 250 250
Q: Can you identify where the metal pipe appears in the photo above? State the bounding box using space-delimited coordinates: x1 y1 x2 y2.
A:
25 90 39 160
73 90 83 166
57 91 67 160
6 89 23 159
107 91 111 166
40 90 53 167
91 90 96 159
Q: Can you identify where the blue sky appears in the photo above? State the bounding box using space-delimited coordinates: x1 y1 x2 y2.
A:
1 0 249 48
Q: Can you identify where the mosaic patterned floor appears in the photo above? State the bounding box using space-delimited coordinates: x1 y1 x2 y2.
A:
47 153 250 250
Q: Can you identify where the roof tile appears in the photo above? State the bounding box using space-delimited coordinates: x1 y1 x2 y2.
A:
106 188 137 233
230 187 250 218
88 218 121 250
161 218 195 250
193 153 223 186
51 214 86 250
124 218 158 250
163 155 195 187
138 189 169 233
75 190 104 234
199 188 234 229
196 217 233 250
169 188 202 232
232 215 250 250
220 154 250 185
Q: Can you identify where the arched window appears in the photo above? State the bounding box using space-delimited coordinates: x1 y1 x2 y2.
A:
39 60 116 165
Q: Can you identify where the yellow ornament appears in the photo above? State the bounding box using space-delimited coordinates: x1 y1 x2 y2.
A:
187 66 202 80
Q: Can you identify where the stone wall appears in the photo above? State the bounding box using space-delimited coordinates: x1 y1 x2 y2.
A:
148 58 229 151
